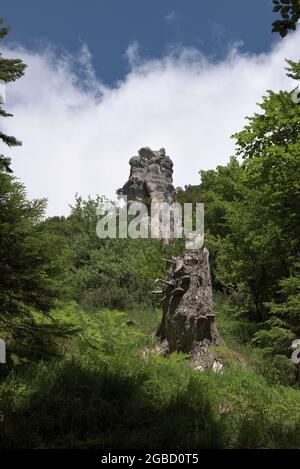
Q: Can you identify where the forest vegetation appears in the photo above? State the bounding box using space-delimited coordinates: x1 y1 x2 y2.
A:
0 5 300 448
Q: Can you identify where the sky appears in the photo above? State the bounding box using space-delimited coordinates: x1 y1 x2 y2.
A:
1 1 299 215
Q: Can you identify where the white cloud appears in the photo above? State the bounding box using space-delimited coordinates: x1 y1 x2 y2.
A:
165 11 181 23
124 40 140 68
1 32 300 216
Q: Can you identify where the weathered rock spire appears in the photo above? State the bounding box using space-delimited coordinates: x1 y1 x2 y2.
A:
120 147 176 205
121 146 222 370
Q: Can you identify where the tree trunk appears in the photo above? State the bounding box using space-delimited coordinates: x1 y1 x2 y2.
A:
157 248 220 356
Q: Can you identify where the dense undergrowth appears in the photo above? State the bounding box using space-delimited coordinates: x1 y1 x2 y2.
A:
1 300 300 449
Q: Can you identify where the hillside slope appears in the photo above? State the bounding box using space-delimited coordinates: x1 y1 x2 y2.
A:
1 300 300 449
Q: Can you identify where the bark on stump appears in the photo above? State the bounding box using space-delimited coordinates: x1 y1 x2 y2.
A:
157 248 221 366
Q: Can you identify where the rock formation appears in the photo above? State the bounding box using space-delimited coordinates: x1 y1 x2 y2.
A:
120 147 176 206
121 146 222 370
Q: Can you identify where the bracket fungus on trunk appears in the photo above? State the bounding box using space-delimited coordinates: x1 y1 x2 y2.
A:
157 248 221 369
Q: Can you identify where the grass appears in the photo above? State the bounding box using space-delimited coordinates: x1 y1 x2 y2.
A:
0 300 300 448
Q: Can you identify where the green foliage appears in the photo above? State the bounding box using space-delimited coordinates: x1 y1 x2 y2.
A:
286 59 300 80
1 303 300 448
250 261 300 382
0 9 299 452
178 62 300 375
0 21 75 364
0 18 27 173
215 296 297 386
0 172 73 362
272 0 300 37
252 318 295 355
230 103 300 307
266 261 300 336
70 237 162 311
44 194 177 312
0 16 299 449
224 66 300 364
177 158 244 289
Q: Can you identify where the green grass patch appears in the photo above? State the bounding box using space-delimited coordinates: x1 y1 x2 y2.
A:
0 301 300 448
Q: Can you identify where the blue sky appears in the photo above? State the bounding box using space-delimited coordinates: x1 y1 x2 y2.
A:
1 1 299 215
3 0 275 84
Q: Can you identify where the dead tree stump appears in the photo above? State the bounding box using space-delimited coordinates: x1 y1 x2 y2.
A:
157 248 220 359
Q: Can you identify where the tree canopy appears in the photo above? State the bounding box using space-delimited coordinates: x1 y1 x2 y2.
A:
0 18 26 173
272 0 300 37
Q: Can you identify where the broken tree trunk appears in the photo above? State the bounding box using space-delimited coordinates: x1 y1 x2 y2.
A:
157 248 220 360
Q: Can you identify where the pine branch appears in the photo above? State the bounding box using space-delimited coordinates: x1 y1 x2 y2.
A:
0 131 22 147
0 19 9 40
0 107 13 118
0 58 27 82
285 59 300 80
0 154 12 172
